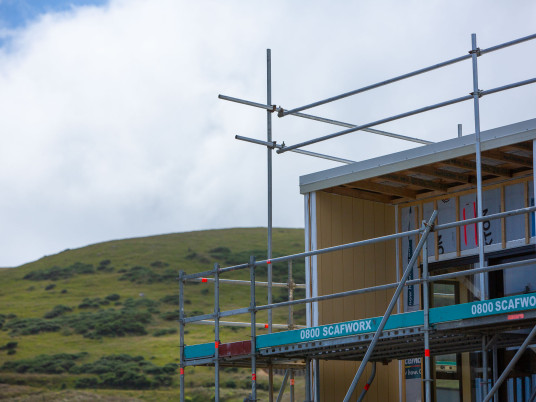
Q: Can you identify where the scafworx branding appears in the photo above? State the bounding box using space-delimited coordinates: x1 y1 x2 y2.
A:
300 319 374 340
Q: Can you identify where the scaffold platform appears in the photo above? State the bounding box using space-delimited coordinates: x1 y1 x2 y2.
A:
183 292 536 368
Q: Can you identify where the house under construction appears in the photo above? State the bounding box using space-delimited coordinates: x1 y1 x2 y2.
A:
179 33 536 401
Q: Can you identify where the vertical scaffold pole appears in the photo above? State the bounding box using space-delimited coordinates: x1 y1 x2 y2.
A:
288 260 294 329
290 369 295 402
288 260 295 401
179 271 185 402
492 346 498 402
471 33 489 398
395 204 403 402
343 210 438 402
422 221 432 402
249 256 257 401
305 357 312 402
266 47 274 402
314 359 320 400
471 33 486 299
214 263 220 402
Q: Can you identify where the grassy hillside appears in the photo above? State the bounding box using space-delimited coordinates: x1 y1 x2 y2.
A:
0 228 306 401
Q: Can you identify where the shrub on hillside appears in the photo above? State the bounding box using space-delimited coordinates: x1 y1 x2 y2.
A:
4 304 152 338
150 261 169 268
97 259 114 272
152 328 177 337
1 352 87 374
160 294 179 305
2 352 175 389
4 317 61 336
118 266 161 284
23 262 95 281
122 297 160 314
44 305 73 319
160 311 180 321
78 297 109 309
61 308 151 338
72 354 175 389
0 341 17 350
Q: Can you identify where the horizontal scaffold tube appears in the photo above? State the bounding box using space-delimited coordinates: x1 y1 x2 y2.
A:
210 256 536 321
187 276 305 289
277 76 536 154
220 94 427 145
235 134 356 164
181 205 536 280
278 33 536 117
194 320 305 329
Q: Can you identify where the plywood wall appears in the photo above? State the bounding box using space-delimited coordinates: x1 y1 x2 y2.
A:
315 191 399 401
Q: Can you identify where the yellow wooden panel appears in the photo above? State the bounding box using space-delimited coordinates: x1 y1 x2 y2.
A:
315 192 398 401
353 198 367 321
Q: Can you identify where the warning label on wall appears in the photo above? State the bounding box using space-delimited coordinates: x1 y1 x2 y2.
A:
404 358 422 379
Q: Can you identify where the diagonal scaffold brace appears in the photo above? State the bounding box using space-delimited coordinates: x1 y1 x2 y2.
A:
343 209 438 402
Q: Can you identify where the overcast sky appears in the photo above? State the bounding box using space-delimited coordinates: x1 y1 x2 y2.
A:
0 0 535 267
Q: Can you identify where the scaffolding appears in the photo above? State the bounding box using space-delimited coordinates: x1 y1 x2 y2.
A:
179 33 536 401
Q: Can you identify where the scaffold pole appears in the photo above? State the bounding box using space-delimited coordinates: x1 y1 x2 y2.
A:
214 263 220 402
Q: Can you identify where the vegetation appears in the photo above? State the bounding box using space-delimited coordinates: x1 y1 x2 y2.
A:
1 353 176 389
0 227 306 401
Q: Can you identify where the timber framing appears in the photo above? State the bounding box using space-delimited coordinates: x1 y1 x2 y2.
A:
299 119 536 203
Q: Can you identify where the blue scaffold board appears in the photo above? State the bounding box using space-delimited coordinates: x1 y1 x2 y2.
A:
183 292 536 360
184 342 215 359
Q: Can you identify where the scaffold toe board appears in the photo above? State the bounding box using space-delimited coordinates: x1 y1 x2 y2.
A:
183 292 536 366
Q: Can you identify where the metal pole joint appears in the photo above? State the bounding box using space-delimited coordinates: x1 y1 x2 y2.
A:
469 47 482 56
471 89 484 98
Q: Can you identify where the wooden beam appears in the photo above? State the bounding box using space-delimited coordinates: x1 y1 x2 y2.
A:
440 158 512 178
347 180 417 199
483 150 533 168
381 173 449 193
323 186 393 203
507 142 532 152
434 199 439 261
525 181 530 244
501 185 506 249
407 166 474 184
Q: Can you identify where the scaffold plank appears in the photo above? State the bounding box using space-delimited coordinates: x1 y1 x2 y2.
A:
183 292 536 362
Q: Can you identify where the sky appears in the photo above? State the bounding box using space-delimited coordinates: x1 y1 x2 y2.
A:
0 0 535 267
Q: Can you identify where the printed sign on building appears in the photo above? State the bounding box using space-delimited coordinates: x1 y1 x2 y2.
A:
401 206 420 311
401 184 531 261
404 358 422 379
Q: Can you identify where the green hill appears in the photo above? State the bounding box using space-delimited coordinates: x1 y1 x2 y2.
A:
0 228 306 401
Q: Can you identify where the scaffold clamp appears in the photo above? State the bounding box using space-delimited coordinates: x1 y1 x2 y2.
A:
469 47 482 56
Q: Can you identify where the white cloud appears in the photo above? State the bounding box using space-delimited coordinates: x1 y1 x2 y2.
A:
0 0 535 266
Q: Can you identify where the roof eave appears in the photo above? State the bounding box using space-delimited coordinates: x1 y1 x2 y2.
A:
300 118 536 195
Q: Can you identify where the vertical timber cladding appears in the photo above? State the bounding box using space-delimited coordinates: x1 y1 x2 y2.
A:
315 191 398 402
400 177 535 262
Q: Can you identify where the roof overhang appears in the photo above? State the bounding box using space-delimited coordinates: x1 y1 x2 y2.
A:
300 118 536 203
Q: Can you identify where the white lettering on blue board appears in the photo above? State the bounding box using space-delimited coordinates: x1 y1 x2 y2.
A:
299 319 373 341
470 295 536 316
